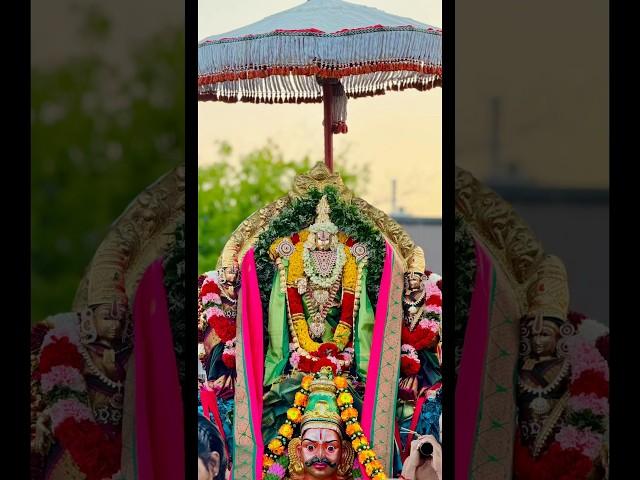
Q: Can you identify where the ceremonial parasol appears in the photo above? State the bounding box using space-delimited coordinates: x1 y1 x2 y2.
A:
198 0 442 171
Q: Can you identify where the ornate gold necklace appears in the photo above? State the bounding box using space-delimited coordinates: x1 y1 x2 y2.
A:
518 358 569 415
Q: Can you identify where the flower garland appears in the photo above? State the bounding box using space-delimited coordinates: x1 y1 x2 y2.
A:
199 274 237 344
221 340 236 369
334 375 387 480
273 230 365 375
263 375 313 479
254 186 385 328
302 243 347 287
38 322 121 480
514 316 609 479
263 373 387 480
400 272 442 375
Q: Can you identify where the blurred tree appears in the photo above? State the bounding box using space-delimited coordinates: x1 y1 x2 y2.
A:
198 142 368 272
31 17 184 322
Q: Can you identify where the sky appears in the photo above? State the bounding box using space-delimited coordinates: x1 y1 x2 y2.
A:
198 0 443 218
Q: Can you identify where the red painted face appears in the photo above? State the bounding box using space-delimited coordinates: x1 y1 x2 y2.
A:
297 428 341 479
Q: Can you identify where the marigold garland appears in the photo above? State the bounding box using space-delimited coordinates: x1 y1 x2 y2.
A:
262 375 314 479
334 375 387 479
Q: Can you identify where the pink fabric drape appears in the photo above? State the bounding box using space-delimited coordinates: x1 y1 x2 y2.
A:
240 248 265 476
455 243 494 480
134 259 184 480
360 241 393 478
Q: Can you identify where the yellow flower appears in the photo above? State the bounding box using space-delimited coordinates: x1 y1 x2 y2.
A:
287 407 302 423
268 439 284 455
372 472 387 480
299 230 310 242
287 243 305 284
293 319 320 353
294 392 308 407
346 423 362 436
337 232 348 244
342 248 358 290
334 376 348 389
352 437 362 450
337 392 353 407
278 423 294 439
333 323 351 350
301 375 313 390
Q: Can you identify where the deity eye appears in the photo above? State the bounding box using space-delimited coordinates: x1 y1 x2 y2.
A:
327 445 335 453
307 445 315 451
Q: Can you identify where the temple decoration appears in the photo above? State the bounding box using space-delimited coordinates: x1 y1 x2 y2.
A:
198 163 442 478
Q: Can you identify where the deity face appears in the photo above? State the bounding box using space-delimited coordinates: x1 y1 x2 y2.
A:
297 428 341 479
315 231 333 251
407 274 422 291
531 324 560 357
93 303 124 344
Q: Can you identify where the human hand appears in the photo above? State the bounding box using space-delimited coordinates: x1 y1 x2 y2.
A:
400 434 442 480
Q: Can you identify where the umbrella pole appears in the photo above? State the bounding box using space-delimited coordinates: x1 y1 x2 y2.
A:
322 83 334 172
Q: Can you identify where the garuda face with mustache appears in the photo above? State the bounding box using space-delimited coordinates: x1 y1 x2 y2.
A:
287 371 355 480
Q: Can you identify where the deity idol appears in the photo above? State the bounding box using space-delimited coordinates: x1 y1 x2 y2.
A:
454 166 609 479
199 164 444 479
31 166 185 480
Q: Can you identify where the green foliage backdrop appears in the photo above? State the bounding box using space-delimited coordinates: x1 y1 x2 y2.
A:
31 11 184 323
198 143 368 273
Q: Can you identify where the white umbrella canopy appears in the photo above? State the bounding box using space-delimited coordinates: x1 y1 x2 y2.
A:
198 0 442 104
198 0 442 169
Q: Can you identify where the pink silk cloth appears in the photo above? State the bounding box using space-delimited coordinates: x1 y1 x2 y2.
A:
134 259 184 480
455 243 494 480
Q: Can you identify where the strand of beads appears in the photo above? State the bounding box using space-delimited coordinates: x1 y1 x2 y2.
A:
263 375 314 479
334 375 387 480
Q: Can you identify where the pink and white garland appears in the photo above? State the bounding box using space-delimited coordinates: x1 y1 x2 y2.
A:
38 318 121 480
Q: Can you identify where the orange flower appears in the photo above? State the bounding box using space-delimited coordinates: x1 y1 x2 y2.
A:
334 376 348 389
365 459 383 476
357 449 376 464
346 423 363 436
337 392 353 406
268 439 284 455
340 407 358 422
287 407 302 423
262 455 275 468
278 423 294 439
301 375 313 390
294 392 308 407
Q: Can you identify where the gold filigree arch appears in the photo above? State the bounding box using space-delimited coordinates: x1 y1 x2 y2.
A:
72 165 185 310
217 162 425 272
455 166 569 317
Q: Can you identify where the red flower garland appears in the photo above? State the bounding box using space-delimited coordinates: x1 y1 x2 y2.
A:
56 418 122 480
39 333 121 480
199 277 237 344
400 356 421 376
39 337 84 373
570 370 609 397
514 437 593 480
401 323 439 351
